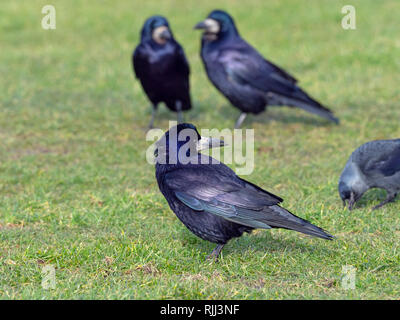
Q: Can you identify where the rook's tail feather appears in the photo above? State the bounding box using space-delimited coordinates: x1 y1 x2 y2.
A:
265 205 334 240
270 91 339 124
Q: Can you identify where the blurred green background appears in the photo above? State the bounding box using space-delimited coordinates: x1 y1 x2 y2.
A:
0 0 399 299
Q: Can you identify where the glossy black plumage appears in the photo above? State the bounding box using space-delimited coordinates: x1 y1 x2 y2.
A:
195 10 339 128
133 16 191 127
155 123 333 259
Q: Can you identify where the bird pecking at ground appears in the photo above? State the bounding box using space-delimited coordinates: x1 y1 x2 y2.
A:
339 139 400 210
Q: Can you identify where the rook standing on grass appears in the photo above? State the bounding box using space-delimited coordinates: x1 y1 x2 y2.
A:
154 123 333 260
133 16 192 129
194 10 339 128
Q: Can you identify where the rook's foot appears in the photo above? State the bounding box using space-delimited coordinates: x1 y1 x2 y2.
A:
206 244 224 262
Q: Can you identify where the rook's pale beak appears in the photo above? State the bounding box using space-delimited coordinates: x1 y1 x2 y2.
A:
194 21 207 30
159 29 171 40
348 192 356 211
196 136 226 151
153 26 171 44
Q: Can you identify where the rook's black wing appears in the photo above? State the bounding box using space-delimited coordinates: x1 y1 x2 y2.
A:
132 44 148 80
217 41 299 98
217 40 338 123
165 165 333 239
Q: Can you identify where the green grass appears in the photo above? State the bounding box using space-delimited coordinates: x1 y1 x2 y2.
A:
1 0 399 299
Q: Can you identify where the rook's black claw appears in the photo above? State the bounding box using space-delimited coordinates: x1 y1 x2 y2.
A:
206 244 224 262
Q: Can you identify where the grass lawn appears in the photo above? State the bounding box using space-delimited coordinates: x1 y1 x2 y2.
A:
0 0 399 299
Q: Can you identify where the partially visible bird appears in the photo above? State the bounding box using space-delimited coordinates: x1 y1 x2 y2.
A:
154 123 333 260
339 139 400 210
194 10 339 128
133 16 191 129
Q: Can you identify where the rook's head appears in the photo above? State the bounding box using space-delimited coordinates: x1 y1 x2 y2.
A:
154 123 225 163
194 10 238 41
141 16 172 45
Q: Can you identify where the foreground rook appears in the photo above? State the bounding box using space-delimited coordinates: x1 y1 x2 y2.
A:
154 123 333 260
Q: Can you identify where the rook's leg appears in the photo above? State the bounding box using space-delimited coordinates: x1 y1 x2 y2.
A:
206 244 225 261
372 192 397 210
176 101 184 124
234 112 247 129
148 106 157 130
